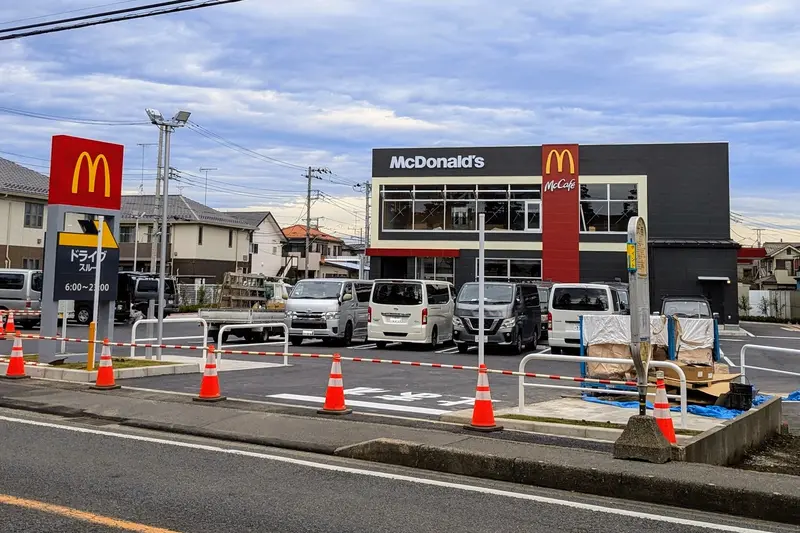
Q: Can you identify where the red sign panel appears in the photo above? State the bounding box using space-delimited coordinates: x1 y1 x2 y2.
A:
542 144 580 282
48 135 124 211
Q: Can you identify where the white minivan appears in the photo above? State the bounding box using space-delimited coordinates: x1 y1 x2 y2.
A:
368 279 454 349
548 283 622 353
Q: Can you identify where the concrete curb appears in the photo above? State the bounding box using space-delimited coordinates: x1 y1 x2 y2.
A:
334 438 800 525
0 362 200 382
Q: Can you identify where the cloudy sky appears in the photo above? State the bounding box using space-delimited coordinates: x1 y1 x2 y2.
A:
1 0 799 244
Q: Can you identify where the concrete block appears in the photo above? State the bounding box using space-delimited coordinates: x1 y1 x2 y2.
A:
613 415 672 464
126 368 148 379
42 368 64 381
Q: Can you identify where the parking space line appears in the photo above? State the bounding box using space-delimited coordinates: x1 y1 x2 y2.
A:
267 393 450 415
435 346 459 354
752 335 800 341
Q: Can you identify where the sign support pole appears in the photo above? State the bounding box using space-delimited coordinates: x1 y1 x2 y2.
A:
478 213 485 368
91 215 104 363
627 216 651 417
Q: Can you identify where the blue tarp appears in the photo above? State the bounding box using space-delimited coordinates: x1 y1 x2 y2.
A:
787 390 800 402
582 394 773 420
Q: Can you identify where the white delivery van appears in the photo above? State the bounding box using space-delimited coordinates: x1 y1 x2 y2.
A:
368 279 454 349
548 283 621 353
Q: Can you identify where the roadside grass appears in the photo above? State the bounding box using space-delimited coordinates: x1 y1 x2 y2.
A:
15 354 174 370
499 413 702 436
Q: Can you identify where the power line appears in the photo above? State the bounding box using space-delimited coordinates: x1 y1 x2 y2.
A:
0 1 141 26
0 0 243 41
0 105 148 125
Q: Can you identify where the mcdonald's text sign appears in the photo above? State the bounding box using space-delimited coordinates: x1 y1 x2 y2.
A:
48 135 124 211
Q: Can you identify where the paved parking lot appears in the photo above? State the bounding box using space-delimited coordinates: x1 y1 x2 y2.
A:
2 318 798 422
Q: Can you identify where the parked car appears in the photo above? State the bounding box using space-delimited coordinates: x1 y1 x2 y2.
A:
0 268 42 329
286 279 373 346
368 279 454 349
74 272 179 325
452 281 541 355
660 295 714 319
548 283 622 353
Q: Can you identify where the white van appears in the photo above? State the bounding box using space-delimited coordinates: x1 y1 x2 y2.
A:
548 283 622 353
368 279 454 349
0 269 43 329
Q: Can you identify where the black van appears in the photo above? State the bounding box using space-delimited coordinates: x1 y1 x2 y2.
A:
74 272 178 324
453 282 541 355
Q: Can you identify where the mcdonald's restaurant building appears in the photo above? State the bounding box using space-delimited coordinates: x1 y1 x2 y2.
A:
366 142 741 324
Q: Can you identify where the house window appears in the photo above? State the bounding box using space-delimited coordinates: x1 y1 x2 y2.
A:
228 230 233 248
198 226 204 245
580 183 638 232
146 225 154 243
475 258 543 281
119 226 135 243
776 259 796 275
24 202 44 229
22 258 40 269
252 243 259 254
272 246 277 255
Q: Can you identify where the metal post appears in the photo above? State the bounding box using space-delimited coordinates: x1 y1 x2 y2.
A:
156 127 173 360
478 213 485 368
133 216 140 272
147 126 165 359
59 300 66 354
304 167 312 280
91 215 104 362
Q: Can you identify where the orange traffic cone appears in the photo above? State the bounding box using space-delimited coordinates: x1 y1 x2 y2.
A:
654 371 676 444
465 364 503 432
318 354 352 415
194 345 226 402
3 334 29 380
0 314 5 339
5 312 15 337
91 339 121 390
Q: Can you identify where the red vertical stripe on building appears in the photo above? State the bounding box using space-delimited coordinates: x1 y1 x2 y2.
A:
542 144 580 282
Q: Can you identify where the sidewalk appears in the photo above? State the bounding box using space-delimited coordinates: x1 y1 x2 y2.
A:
0 379 797 525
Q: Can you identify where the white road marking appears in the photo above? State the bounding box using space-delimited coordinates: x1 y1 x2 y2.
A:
0 415 777 533
353 343 377 350
435 346 459 354
266 393 449 415
741 328 755 337
750 335 800 341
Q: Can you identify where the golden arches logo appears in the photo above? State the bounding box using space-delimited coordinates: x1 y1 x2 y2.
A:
71 152 111 197
544 149 575 175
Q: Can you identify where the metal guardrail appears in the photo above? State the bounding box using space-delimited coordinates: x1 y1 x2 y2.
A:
518 353 688 429
739 344 800 381
218 322 289 367
131 317 208 360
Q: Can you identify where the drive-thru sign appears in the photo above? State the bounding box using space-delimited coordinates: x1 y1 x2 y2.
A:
40 135 125 363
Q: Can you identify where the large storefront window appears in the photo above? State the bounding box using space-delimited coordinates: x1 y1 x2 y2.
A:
382 184 540 232
415 257 455 282
580 183 638 233
475 258 542 281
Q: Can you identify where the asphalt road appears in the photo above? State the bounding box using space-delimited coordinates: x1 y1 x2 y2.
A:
2 319 798 421
0 409 793 533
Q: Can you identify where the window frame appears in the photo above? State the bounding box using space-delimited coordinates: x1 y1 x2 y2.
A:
474 258 543 282
198 226 204 246
119 226 135 244
524 200 542 232
228 229 233 248
579 183 639 234
23 202 44 229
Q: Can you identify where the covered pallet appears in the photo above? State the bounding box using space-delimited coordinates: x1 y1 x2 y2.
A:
672 317 715 365
581 314 669 380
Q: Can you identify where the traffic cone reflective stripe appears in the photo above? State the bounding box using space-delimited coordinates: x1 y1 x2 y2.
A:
654 372 676 444
3 335 29 379
319 354 352 415
91 339 120 390
194 345 226 402
465 364 502 432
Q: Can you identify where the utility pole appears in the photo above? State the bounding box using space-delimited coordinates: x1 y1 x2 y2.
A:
755 228 764 248
136 143 156 195
364 182 372 249
304 167 329 279
199 167 218 205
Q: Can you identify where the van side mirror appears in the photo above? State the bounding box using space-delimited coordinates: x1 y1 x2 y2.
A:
712 312 720 321
342 293 353 302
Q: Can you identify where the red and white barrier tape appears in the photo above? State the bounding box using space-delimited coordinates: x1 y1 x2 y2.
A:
0 310 42 315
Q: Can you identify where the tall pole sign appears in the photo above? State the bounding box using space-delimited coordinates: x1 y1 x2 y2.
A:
40 135 124 363
627 216 651 416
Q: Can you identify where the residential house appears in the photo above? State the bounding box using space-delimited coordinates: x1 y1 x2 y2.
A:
223 210 287 277
753 242 800 290
737 247 767 287
281 224 348 280
119 195 256 282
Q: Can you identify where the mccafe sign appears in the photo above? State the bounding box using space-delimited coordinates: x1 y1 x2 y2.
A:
543 178 576 193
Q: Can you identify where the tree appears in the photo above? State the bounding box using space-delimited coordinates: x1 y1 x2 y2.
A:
738 295 750 315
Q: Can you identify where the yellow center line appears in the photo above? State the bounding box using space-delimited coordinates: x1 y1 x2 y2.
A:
0 494 183 533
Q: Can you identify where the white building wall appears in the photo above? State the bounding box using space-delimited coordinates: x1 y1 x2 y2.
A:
250 217 284 276
172 224 250 263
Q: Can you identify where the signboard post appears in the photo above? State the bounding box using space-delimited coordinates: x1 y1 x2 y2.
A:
627 216 651 416
478 213 486 368
40 135 124 363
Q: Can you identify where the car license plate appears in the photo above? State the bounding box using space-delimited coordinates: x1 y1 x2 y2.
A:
302 330 313 336
389 317 403 324
477 335 489 342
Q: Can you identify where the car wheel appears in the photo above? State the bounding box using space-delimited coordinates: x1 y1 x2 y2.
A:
456 343 469 354
375 341 387 349
429 326 438 350
290 336 304 346
76 307 91 325
341 322 353 347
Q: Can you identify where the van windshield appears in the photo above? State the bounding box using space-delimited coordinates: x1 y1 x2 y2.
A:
664 300 711 318
291 281 342 299
136 279 176 294
373 282 423 306
458 283 513 304
552 287 609 311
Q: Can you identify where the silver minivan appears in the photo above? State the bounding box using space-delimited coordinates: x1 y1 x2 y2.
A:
0 268 43 329
285 279 373 346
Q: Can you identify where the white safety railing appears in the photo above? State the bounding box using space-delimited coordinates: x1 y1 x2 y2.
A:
131 317 208 360
518 353 688 429
218 322 289 367
739 344 800 382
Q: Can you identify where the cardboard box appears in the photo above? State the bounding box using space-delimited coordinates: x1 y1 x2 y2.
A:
660 361 714 383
